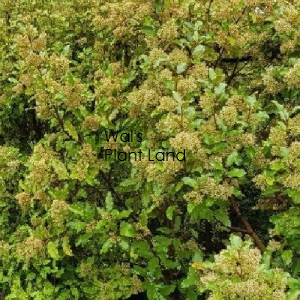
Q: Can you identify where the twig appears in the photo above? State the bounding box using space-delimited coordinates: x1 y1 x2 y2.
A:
52 105 83 143
228 196 266 252
99 170 123 204
206 0 213 23
228 226 249 234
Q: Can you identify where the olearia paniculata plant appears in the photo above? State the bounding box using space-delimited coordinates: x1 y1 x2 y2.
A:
1 0 300 299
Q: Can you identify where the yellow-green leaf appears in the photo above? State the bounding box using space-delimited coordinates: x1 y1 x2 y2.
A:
62 236 73 256
64 120 78 141
47 241 60 260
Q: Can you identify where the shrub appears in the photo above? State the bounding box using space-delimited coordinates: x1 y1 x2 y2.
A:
1 0 300 299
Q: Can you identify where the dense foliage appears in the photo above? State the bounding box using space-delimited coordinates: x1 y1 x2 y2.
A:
1 0 300 299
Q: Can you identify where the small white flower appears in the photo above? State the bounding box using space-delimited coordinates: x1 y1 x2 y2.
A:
254 7 264 14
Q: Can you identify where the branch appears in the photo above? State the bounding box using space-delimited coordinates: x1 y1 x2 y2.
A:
229 196 266 252
213 47 224 69
226 56 252 85
52 105 83 143
206 0 213 23
220 56 252 63
53 106 71 138
99 170 123 204
227 60 239 85
228 226 249 234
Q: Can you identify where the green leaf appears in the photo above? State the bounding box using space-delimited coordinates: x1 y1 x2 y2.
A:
177 63 187 74
164 80 175 90
205 197 215 207
105 192 113 211
288 189 300 204
270 161 285 171
291 105 300 116
51 159 68 180
166 205 176 220
192 250 203 263
226 151 241 167
246 95 256 107
192 44 205 56
100 239 113 254
182 177 198 189
203 133 213 145
255 111 269 121
148 257 159 273
66 71 75 85
230 234 242 248
214 82 226 96
210 161 223 170
215 210 231 227
287 289 300 300
280 147 289 158
174 216 181 231
71 288 79 298
187 202 197 214
228 37 235 46
172 91 182 103
62 44 70 55
292 258 300 277
132 240 152 258
120 222 136 237
209 68 216 80
118 209 132 219
282 250 293 265
64 120 78 141
120 178 137 187
181 277 197 289
271 100 288 121
62 236 73 256
262 251 271 269
265 176 274 186
68 206 84 216
140 26 155 37
161 284 176 296
216 118 227 132
175 181 183 192
227 168 246 178
68 221 86 233
47 241 60 260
